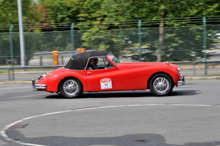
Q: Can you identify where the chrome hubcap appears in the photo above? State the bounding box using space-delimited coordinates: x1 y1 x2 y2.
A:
153 77 169 93
63 79 78 96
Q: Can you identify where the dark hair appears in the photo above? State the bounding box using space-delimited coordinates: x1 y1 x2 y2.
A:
94 58 98 64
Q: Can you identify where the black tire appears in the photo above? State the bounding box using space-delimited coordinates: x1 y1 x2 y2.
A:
59 78 82 98
149 73 173 96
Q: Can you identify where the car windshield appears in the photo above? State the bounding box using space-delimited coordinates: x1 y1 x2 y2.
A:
107 54 120 65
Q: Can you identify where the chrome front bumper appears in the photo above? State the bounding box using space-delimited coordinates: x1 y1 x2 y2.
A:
178 73 185 86
32 79 46 90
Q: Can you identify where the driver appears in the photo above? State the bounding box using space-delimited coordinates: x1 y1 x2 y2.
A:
94 58 98 69
87 58 98 70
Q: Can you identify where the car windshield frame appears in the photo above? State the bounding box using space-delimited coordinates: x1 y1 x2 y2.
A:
107 54 120 65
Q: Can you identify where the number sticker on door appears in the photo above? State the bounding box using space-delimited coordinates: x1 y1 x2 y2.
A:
100 78 112 89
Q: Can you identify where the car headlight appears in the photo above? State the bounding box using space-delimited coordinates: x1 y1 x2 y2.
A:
38 74 46 80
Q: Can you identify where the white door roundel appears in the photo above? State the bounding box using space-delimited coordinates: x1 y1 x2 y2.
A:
100 78 112 89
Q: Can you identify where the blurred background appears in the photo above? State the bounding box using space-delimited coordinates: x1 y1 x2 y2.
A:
0 0 220 81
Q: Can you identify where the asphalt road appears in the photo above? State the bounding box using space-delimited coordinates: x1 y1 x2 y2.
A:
0 80 220 146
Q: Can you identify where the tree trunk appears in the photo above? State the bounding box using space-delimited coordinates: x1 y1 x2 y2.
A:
157 9 165 62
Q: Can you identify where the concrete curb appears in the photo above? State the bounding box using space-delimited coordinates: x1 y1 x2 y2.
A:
0 71 50 75
0 81 31 84
0 77 220 84
185 76 220 81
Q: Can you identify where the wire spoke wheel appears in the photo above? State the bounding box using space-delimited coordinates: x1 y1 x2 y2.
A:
150 74 173 96
153 77 169 94
60 78 82 98
63 80 78 96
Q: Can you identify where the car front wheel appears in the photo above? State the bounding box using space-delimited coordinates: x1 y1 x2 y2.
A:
149 74 173 96
60 78 82 98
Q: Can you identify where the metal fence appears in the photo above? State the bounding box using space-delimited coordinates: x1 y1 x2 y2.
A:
0 24 220 81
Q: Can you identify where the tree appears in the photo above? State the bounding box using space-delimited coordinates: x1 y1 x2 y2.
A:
38 0 83 25
5 0 219 64
131 26 216 62
0 0 40 32
94 0 220 61
0 0 42 65
80 29 132 58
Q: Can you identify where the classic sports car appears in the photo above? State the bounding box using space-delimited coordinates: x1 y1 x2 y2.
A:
32 51 185 98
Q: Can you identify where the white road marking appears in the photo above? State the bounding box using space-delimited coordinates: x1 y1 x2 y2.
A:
0 103 218 146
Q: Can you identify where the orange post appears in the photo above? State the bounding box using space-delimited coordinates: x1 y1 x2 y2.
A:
52 51 59 65
77 48 85 53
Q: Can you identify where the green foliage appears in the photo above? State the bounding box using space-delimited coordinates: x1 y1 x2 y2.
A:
38 0 83 24
1 0 220 64
73 0 220 60
0 0 23 25
80 29 132 58
0 0 40 31
0 0 41 65
131 26 217 62
0 32 41 65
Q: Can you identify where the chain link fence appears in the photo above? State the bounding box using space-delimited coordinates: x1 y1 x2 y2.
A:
0 24 220 80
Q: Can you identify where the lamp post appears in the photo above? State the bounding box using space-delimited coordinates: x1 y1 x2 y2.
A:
17 0 25 68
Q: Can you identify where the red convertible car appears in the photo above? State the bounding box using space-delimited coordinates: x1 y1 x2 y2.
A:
32 51 185 98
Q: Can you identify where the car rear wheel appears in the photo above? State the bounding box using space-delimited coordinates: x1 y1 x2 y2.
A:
149 74 173 96
60 78 82 98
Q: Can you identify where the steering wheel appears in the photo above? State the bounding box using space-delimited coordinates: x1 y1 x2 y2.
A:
106 61 113 67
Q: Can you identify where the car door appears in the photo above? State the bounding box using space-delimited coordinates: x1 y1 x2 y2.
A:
86 57 116 91
115 67 147 90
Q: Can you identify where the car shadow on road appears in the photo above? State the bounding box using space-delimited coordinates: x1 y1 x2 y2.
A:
171 90 201 96
3 130 220 146
45 90 200 99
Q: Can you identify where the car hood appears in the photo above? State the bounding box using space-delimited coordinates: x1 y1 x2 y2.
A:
46 67 67 76
119 62 171 69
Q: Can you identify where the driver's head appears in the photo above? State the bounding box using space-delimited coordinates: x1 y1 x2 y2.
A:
89 58 95 65
94 58 98 64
